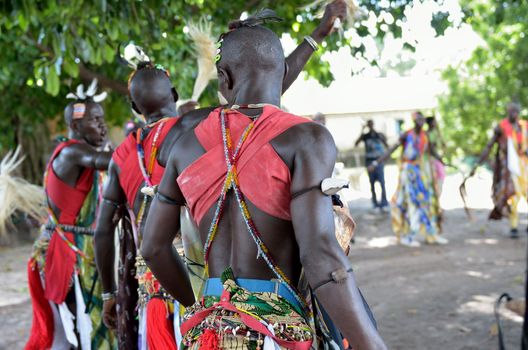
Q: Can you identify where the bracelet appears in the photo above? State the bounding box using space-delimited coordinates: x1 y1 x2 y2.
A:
102 291 117 301
304 35 319 51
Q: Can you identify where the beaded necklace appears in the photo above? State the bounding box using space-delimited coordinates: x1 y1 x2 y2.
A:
135 118 168 228
203 107 311 315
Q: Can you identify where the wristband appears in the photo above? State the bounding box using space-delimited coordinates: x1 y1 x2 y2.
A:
102 291 117 301
304 35 319 51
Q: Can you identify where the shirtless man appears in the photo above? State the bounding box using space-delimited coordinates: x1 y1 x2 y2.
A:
26 82 113 350
142 11 386 350
94 2 349 348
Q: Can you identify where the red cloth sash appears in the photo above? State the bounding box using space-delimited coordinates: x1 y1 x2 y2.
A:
177 106 309 225
112 117 180 207
44 140 95 303
500 118 525 147
180 290 312 350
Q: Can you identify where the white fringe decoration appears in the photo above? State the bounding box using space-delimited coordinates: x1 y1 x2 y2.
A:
187 18 217 102
0 146 46 238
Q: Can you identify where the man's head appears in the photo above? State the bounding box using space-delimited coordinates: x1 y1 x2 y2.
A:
129 64 178 119
426 116 436 130
64 101 107 147
366 119 374 131
507 102 521 122
216 13 285 105
412 111 425 130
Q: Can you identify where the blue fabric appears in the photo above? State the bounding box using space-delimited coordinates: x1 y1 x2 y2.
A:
203 277 300 310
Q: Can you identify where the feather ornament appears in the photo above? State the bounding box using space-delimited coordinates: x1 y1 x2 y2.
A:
187 18 218 102
0 146 46 239
303 0 362 29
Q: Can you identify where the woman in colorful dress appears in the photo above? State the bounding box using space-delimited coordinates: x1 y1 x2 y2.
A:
370 111 448 247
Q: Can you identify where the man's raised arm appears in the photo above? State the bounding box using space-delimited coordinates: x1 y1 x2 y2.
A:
290 123 387 350
283 0 347 92
64 143 112 170
141 152 194 306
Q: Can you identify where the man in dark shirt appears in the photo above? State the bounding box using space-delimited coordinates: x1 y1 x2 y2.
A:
355 119 389 210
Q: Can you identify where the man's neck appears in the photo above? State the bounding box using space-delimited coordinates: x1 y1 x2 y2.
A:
229 80 281 110
68 131 84 142
144 105 178 124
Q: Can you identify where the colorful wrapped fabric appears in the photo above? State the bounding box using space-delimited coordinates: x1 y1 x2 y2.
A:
180 268 313 350
27 171 115 350
490 118 528 228
391 130 441 242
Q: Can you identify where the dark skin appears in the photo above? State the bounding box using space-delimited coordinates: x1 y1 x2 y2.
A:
468 105 523 177
368 112 442 172
142 23 387 350
47 101 111 343
94 1 347 330
49 102 112 216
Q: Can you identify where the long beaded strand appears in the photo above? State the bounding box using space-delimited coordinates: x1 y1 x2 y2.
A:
135 118 168 230
203 108 311 316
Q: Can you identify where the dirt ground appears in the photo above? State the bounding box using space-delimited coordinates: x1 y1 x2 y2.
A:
0 168 526 349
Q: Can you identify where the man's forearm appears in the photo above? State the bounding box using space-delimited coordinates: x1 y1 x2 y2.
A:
95 151 112 170
142 244 195 306
94 228 116 293
315 278 387 350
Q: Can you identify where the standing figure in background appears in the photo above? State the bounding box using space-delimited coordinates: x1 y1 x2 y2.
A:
371 112 447 247
467 102 528 238
355 120 389 211
26 81 114 350
426 116 446 195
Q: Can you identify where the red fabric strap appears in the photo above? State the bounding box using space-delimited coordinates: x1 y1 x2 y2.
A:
112 117 179 207
177 106 309 225
181 291 312 350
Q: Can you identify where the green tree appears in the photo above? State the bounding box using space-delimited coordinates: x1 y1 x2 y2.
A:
439 0 528 161
0 0 450 181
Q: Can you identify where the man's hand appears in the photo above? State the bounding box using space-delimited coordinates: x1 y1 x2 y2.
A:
312 0 347 42
102 298 117 330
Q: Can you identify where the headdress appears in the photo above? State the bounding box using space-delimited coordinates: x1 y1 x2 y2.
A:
65 79 108 119
118 43 170 91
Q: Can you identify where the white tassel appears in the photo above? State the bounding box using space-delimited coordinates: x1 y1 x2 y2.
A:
0 146 46 239
85 79 98 97
76 84 86 99
66 92 78 100
92 91 108 103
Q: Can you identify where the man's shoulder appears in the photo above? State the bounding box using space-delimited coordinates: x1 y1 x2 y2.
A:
280 121 335 151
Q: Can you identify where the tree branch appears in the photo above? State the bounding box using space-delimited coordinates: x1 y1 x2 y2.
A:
29 35 128 95
78 64 128 95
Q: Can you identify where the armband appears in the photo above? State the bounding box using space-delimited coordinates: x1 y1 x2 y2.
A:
312 268 353 292
103 198 123 209
156 191 185 206
101 291 117 301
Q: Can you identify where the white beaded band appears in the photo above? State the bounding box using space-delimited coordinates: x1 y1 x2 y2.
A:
304 35 319 51
102 291 117 301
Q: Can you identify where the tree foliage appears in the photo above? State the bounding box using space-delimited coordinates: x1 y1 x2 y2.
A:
439 0 528 160
0 0 453 182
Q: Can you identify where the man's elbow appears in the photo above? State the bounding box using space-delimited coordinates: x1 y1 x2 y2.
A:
141 239 160 264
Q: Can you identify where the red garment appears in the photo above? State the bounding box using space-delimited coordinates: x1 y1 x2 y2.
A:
177 106 309 225
112 117 180 207
44 140 95 304
500 118 526 147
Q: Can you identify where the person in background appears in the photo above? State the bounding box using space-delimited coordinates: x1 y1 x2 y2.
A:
355 119 389 211
426 116 446 195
